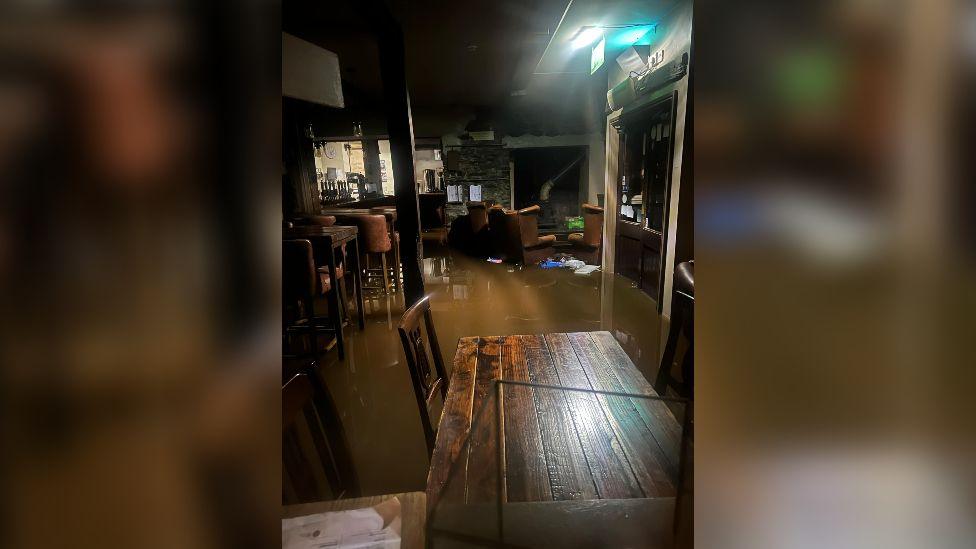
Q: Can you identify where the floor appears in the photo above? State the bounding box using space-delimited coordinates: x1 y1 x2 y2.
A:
301 249 666 497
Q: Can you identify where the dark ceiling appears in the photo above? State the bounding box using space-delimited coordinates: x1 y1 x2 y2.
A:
282 0 605 137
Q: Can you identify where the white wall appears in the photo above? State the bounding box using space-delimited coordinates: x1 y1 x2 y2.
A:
282 33 344 108
313 142 351 194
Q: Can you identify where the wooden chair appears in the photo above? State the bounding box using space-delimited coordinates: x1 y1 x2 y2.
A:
655 260 694 399
397 295 448 455
283 372 360 503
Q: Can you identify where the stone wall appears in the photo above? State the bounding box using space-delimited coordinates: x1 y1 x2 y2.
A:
443 143 511 221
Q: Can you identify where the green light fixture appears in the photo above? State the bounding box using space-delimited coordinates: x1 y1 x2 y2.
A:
570 23 657 50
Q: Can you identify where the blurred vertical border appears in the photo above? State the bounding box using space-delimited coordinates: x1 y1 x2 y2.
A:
696 0 976 547
0 1 281 548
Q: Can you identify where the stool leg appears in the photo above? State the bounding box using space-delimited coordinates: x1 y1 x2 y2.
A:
392 245 401 291
655 294 682 395
381 253 390 294
327 289 344 360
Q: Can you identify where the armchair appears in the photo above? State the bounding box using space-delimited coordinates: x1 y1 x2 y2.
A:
568 204 604 264
516 205 556 264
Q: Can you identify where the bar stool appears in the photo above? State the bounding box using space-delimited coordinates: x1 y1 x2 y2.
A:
655 260 694 398
283 239 345 358
294 215 352 321
370 207 400 292
339 214 393 294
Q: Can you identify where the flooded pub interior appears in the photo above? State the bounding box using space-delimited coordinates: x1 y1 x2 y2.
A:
282 0 693 546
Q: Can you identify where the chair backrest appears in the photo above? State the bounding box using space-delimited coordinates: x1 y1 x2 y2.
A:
517 205 542 247
582 204 604 247
397 295 448 455
488 206 520 260
468 202 489 234
282 372 360 503
283 239 317 301
655 261 694 399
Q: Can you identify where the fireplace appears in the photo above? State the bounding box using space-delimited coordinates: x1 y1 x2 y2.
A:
512 146 587 231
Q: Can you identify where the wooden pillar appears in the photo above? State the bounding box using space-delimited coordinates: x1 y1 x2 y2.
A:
376 22 424 305
283 110 318 216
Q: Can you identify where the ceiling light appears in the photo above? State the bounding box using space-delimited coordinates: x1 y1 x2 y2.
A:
570 23 658 50
570 26 603 50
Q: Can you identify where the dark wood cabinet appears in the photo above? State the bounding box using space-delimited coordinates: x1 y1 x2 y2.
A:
613 92 678 308
615 220 643 283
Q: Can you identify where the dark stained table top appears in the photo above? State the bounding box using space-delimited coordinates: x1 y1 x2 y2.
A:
426 331 683 511
320 207 397 222
284 224 358 246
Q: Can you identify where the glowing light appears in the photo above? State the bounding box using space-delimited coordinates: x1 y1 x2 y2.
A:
590 37 605 74
571 27 603 50
608 25 655 48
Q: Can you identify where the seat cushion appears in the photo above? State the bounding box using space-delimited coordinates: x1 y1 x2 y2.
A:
534 234 557 246
568 232 597 251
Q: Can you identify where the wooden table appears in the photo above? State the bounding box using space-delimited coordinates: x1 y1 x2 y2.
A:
284 225 365 358
426 331 684 511
321 207 401 292
283 492 426 549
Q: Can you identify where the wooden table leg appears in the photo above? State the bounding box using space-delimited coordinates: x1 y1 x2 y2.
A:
326 242 345 359
350 236 366 330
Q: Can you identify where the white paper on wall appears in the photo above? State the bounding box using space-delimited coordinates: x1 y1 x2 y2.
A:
447 185 460 203
469 185 482 202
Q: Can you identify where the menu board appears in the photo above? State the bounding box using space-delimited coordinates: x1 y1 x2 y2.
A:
446 185 460 203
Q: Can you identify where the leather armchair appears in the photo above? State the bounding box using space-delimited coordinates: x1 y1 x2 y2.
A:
568 204 604 264
467 202 489 234
516 205 556 264
467 202 490 256
487 205 521 262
